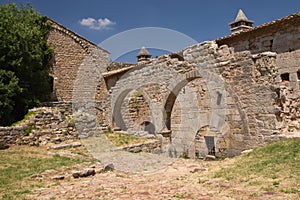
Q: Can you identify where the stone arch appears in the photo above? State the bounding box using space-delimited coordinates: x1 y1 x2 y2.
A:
111 63 189 133
161 66 253 157
112 87 154 131
141 121 155 134
164 77 198 130
163 68 229 134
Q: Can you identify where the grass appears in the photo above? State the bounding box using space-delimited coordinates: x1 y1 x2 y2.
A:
105 132 149 147
213 138 300 194
0 146 84 199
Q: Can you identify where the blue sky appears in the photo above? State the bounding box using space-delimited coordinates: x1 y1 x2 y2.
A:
1 0 300 62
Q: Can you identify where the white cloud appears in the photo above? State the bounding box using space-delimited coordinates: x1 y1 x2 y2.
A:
79 17 115 30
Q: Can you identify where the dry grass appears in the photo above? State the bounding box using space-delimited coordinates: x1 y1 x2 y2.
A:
213 138 300 195
105 132 149 147
0 145 84 199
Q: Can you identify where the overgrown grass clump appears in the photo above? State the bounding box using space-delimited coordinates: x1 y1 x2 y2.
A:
214 138 300 193
105 132 149 147
0 146 83 199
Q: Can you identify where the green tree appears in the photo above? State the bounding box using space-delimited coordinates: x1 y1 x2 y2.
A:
0 3 53 126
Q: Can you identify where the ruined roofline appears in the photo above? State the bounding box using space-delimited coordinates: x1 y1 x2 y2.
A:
47 18 110 54
216 11 300 42
102 64 136 78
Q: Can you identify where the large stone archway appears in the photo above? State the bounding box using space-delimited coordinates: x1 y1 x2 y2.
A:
109 41 282 156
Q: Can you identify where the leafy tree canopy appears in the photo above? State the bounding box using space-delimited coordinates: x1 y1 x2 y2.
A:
0 3 53 126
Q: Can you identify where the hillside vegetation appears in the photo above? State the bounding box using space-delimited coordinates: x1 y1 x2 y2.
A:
214 138 300 195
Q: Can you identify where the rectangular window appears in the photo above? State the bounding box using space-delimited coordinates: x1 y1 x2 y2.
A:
204 136 215 156
297 70 300 80
262 39 273 51
281 73 290 82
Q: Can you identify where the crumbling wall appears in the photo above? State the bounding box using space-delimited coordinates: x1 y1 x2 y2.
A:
0 103 78 147
278 86 300 136
216 13 300 92
109 40 299 157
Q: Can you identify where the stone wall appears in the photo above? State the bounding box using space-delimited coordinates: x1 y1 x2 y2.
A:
278 86 300 136
109 40 299 157
47 19 110 102
216 12 300 91
0 103 77 147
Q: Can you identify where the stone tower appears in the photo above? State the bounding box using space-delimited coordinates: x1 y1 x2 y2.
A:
229 9 254 34
137 47 151 63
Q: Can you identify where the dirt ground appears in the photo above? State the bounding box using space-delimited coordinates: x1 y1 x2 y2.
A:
28 154 300 200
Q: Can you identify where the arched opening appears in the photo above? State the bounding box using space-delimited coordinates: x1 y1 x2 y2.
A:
112 89 152 133
141 121 155 134
163 77 198 130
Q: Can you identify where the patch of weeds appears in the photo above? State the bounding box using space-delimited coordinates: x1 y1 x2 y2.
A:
115 174 124 178
239 178 249 183
261 186 275 193
49 182 61 187
280 188 297 194
198 179 207 184
23 125 36 136
13 189 31 195
248 181 262 186
250 192 259 197
105 132 149 147
107 126 113 134
272 181 280 187
272 174 279 179
96 186 105 192
120 185 127 190
173 193 193 199
30 183 44 189
134 91 143 98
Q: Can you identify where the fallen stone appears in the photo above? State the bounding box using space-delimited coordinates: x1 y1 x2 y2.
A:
0 142 9 150
72 168 95 178
51 143 72 150
103 163 115 172
190 168 206 173
50 142 82 150
204 155 216 161
71 142 82 148
241 149 253 154
31 174 43 179
54 137 62 143
51 175 65 180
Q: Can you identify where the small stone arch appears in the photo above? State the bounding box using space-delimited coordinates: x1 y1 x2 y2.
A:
141 121 155 134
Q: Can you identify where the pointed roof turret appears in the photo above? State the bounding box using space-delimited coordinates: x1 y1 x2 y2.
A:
235 9 251 22
137 47 151 63
137 47 151 57
229 9 254 34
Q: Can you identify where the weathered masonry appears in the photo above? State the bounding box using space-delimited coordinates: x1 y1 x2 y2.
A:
9 10 296 158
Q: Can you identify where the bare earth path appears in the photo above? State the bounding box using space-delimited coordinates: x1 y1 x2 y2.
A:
28 154 299 200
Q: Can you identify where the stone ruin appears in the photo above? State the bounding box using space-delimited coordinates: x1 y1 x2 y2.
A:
1 10 299 158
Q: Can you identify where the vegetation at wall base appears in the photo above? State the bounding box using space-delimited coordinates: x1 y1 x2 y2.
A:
105 132 149 147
